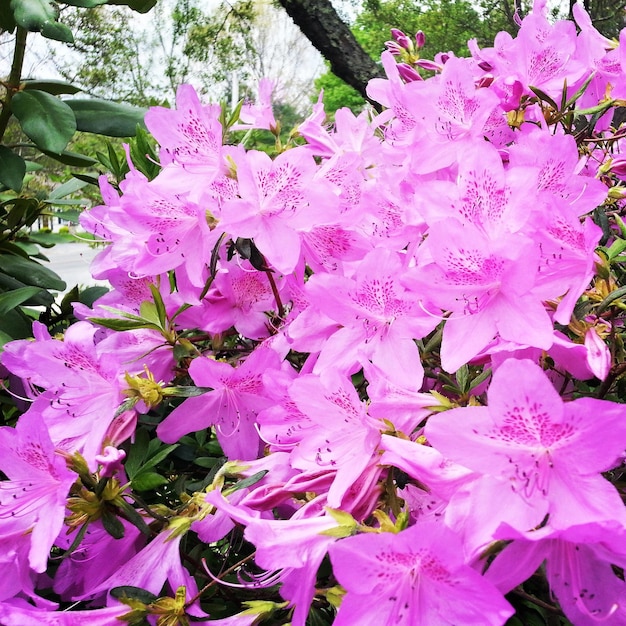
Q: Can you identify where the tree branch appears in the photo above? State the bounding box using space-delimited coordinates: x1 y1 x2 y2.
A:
275 0 384 103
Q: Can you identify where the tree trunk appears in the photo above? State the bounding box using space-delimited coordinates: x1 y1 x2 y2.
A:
275 0 384 101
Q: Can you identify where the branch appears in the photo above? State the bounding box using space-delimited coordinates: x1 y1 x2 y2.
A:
0 27 28 144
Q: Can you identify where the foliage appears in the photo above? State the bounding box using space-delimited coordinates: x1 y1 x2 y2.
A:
0 1 151 346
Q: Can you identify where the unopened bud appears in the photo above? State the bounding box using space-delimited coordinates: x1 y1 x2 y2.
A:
390 28 411 50
384 40 403 56
415 30 425 49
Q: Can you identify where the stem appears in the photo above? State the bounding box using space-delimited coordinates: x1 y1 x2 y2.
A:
512 588 563 614
265 268 285 320
184 552 256 607
0 27 27 144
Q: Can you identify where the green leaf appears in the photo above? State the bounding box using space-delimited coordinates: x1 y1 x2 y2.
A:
124 427 150 478
22 79 81 95
63 0 108 6
40 19 73 43
227 470 268 494
0 272 53 306
108 0 157 13
10 0 57 30
65 99 146 137
48 177 88 199
139 300 162 327
0 286 44 315
149 282 167 327
0 146 26 192
72 172 100 186
40 148 98 167
0 254 65 291
0 307 33 339
0 1 16 32
529 86 559 111
141 444 179 472
597 285 626 314
88 316 161 332
132 470 168 491
12 90 76 153
194 457 219 469
110 586 158 604
101 508 125 539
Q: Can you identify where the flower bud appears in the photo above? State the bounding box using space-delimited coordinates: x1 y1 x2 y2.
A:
415 30 425 49
384 40 403 56
391 28 411 50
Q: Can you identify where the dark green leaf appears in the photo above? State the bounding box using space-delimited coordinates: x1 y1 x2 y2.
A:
12 90 76 153
0 286 44 315
194 457 218 468
0 308 33 339
110 586 158 604
101 508 125 539
164 385 213 398
108 0 157 13
124 427 150 478
228 470 268 494
79 285 108 307
88 317 161 332
41 148 98 167
597 286 626 314
63 0 107 6
529 86 559 111
235 238 268 271
132 470 168 491
0 146 26 192
0 254 65 290
141 444 179 472
0 1 16 31
72 172 100 186
0 272 53 306
22 79 81 95
65 99 146 137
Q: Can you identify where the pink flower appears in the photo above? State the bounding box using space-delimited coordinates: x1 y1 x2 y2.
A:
220 147 338 274
328 523 513 625
157 343 282 460
290 247 437 386
0 412 75 572
487 522 626 625
425 359 626 546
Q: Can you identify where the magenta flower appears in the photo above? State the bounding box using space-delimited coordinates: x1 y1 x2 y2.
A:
410 220 553 372
425 359 626 543
486 522 626 625
288 374 381 507
328 523 513 625
290 247 437 386
0 412 75 572
220 147 338 274
157 344 282 460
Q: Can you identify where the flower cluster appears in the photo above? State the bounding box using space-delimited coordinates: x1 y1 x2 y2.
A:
2 1 626 624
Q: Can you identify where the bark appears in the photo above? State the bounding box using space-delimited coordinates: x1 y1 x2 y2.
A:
275 0 384 101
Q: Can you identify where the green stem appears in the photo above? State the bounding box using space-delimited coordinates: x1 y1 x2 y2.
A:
0 27 27 144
